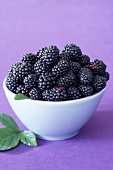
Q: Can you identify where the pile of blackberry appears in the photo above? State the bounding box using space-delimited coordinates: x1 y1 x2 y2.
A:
6 44 110 101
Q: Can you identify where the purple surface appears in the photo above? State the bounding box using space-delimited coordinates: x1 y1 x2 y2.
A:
0 0 113 169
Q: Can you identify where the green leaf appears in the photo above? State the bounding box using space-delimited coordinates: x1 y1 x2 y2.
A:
14 93 30 100
0 128 20 151
0 113 19 132
20 130 38 146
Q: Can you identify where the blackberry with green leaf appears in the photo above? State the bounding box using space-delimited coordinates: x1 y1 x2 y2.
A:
29 88 42 100
42 87 67 101
16 85 29 96
93 76 106 92
62 44 82 62
78 67 93 85
52 60 69 77
79 85 93 97
67 87 82 100
57 71 76 88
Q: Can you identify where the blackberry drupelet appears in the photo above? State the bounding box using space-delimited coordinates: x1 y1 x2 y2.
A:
79 85 93 97
89 59 106 75
52 60 69 77
23 74 38 89
70 61 81 73
80 55 90 66
67 87 82 100
21 53 37 64
78 67 93 85
38 72 57 91
42 87 67 101
57 71 76 88
93 76 106 92
34 58 51 76
16 85 29 96
6 76 19 93
62 44 82 62
29 88 42 100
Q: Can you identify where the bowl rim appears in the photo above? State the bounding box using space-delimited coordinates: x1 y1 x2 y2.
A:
3 77 105 105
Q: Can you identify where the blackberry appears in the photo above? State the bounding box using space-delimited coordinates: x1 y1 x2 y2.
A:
34 59 51 76
79 85 93 97
93 76 106 92
21 53 37 64
6 76 19 93
23 74 38 89
80 54 90 66
103 71 110 81
16 85 29 96
38 72 56 91
57 71 76 88
60 52 72 61
19 62 34 78
40 53 59 66
42 87 67 101
70 61 81 73
89 59 106 75
52 60 69 77
67 87 82 100
8 63 23 83
29 88 42 100
37 45 59 59
78 67 93 85
62 44 82 62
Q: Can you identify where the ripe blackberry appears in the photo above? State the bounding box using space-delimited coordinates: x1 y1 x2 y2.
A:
62 44 82 62
67 87 82 100
60 52 72 61
80 54 90 66
34 58 51 76
29 88 42 100
40 53 59 66
89 59 106 75
23 74 38 89
21 53 37 64
37 45 59 59
79 85 93 97
70 61 81 73
52 60 69 77
103 71 110 81
16 85 29 96
57 71 76 88
19 62 34 78
6 76 19 93
37 47 48 58
78 67 93 85
42 87 67 101
93 76 106 92
38 72 56 91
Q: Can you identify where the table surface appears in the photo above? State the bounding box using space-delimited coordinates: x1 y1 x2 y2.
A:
0 0 113 170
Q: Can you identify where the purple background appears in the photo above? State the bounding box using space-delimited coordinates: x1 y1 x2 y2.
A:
0 0 113 169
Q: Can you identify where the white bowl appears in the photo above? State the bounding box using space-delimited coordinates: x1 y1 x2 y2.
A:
3 78 105 141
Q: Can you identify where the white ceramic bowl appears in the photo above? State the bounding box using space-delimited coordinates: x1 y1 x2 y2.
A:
3 78 105 141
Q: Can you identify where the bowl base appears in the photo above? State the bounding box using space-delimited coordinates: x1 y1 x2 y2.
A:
36 131 80 141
